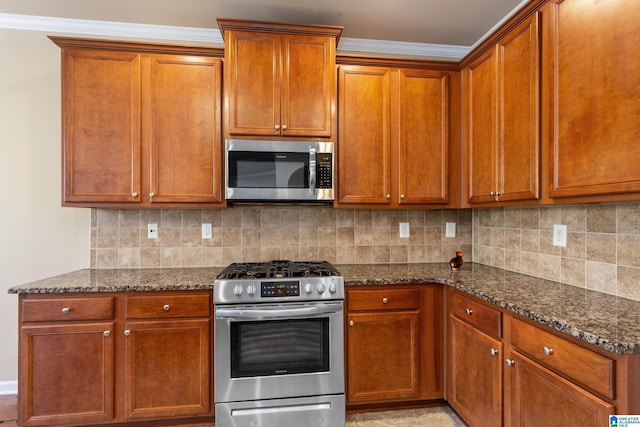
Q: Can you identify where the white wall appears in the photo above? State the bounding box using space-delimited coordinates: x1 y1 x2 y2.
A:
0 28 91 389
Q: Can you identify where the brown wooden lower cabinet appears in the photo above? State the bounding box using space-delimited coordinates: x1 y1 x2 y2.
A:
448 316 502 426
446 288 639 427
507 352 613 427
18 291 213 426
345 284 444 408
19 322 115 426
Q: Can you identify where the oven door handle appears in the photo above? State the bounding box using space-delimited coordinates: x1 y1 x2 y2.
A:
215 303 342 320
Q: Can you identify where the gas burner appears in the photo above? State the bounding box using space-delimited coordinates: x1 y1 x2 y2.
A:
217 260 340 280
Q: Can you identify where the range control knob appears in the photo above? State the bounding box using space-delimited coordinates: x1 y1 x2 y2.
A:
246 284 256 296
233 285 244 296
329 282 337 293
304 283 314 294
316 283 326 293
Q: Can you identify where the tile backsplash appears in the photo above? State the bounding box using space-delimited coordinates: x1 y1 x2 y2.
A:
90 206 472 269
473 203 640 301
90 202 640 301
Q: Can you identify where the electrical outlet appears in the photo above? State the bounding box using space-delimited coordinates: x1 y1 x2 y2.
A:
399 222 410 238
552 224 567 247
446 222 456 238
202 223 212 239
147 223 158 239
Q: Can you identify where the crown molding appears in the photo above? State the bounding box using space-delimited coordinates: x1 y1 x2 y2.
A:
338 38 469 61
0 13 470 59
0 13 222 45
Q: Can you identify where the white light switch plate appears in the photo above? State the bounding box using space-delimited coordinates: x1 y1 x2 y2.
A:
202 223 212 239
445 222 456 238
399 222 410 238
553 224 567 247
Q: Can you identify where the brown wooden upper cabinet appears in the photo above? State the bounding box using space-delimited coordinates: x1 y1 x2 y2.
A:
52 37 223 207
336 65 449 207
218 19 342 139
464 12 540 205
547 0 640 199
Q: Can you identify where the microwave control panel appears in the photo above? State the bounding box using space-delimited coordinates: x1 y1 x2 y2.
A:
317 154 333 189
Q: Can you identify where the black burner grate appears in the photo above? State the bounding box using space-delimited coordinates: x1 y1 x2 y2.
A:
217 260 340 280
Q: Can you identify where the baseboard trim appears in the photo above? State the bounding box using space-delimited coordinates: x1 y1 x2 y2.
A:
0 381 17 395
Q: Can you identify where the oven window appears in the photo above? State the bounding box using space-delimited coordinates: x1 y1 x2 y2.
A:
230 318 329 378
228 151 309 188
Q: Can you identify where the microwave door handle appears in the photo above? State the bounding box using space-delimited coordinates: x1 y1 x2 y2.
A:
309 147 317 197
216 303 342 320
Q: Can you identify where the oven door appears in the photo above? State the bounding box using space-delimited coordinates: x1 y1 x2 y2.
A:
214 301 344 403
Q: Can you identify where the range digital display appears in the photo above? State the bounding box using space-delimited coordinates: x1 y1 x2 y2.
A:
261 281 300 297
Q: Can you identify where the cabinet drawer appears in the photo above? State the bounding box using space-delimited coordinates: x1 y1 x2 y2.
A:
22 296 114 322
125 294 210 319
510 318 615 399
347 288 420 311
450 291 502 338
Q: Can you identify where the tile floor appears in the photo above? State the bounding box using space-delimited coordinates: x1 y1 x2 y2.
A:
0 395 466 426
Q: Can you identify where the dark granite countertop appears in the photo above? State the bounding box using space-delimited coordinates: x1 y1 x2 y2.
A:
7 267 223 293
8 262 640 354
338 262 640 355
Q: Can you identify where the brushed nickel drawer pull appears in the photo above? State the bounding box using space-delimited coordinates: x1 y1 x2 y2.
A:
490 348 498 356
382 297 389 304
465 308 473 315
163 304 170 311
543 346 554 356
61 307 70 314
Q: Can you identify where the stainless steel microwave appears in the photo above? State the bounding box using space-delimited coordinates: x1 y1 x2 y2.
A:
225 139 334 202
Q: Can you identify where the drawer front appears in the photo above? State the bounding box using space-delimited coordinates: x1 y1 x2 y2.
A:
125 294 211 319
347 288 420 311
449 291 502 338
510 318 615 399
22 297 114 322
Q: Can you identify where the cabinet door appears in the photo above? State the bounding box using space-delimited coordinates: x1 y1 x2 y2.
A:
124 319 211 419
549 0 640 198
337 66 393 205
496 13 540 202
62 49 141 204
465 48 498 204
19 323 115 426
282 35 335 137
507 352 614 427
448 316 502 427
147 55 222 203
225 30 281 136
346 311 420 403
398 69 449 205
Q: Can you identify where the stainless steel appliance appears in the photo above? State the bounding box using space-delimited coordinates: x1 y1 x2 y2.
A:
214 260 345 427
225 139 334 202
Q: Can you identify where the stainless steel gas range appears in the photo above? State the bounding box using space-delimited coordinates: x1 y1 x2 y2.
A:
213 260 345 427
